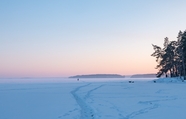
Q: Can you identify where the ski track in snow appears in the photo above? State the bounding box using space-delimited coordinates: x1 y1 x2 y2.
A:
123 102 159 119
71 83 104 119
63 81 184 119
84 84 105 100
95 83 178 119
123 95 178 119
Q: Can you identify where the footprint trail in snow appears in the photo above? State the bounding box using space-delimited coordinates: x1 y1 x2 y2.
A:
71 83 104 119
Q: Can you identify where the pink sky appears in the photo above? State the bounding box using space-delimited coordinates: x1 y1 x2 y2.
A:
1 1 185 78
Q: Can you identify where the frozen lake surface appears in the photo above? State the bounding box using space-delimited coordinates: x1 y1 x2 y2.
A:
0 78 186 119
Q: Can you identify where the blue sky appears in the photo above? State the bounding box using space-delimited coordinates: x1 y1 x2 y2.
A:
0 0 186 77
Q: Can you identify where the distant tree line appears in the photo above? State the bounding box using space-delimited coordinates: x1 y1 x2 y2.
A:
151 30 186 80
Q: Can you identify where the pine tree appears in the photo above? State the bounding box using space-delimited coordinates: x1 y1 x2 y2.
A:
151 30 186 79
177 30 186 80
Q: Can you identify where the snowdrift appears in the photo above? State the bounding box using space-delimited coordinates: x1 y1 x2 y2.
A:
153 77 186 83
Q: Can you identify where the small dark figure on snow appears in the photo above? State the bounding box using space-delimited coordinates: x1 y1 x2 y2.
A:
77 78 79 81
129 81 134 83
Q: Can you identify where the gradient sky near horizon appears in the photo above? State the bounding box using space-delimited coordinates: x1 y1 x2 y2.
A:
1 0 186 77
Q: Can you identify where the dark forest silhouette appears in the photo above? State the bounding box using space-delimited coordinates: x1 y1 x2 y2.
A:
151 30 186 80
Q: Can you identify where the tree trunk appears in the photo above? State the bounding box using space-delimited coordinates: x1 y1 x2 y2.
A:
182 57 186 80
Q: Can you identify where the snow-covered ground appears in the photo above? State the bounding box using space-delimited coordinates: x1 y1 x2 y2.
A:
0 78 185 119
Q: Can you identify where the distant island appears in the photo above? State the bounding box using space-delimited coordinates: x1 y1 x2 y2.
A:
69 74 125 78
130 74 156 78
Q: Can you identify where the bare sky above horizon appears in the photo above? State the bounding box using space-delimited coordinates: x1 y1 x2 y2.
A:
1 0 186 77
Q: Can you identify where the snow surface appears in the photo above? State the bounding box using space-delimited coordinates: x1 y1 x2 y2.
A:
0 78 186 119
